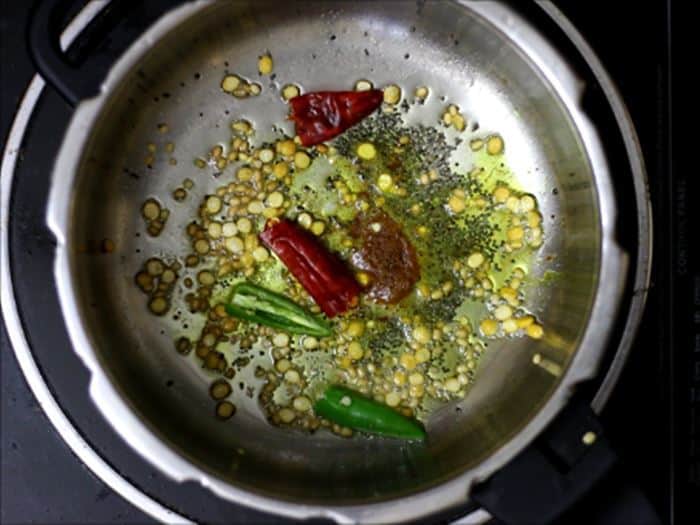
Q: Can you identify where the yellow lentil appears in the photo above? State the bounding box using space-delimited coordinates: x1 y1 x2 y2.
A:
400 353 417 371
310 221 326 236
355 79 373 91
480 319 498 336
284 370 301 384
275 359 291 373
221 75 241 93
385 391 401 407
297 213 312 229
383 84 401 105
278 408 296 423
346 320 365 337
393 370 407 386
503 319 519 333
357 142 377 160
293 397 311 412
486 135 504 155
294 151 311 169
448 195 466 213
252 247 269 262
494 304 513 321
282 84 300 101
415 348 431 364
409 373 424 386
444 378 460 393
224 236 244 253
303 337 318 350
194 239 210 254
377 173 393 191
526 324 544 339
348 342 364 360
258 53 273 75
413 325 431 344
236 217 252 233
277 140 296 157
467 252 484 268
142 199 161 221
273 333 289 347
415 86 429 99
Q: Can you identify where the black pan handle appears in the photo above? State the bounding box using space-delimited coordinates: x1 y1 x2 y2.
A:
27 0 181 107
471 396 662 525
27 0 128 106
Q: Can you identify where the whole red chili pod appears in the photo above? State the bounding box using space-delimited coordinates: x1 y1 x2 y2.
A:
288 90 383 146
259 219 361 317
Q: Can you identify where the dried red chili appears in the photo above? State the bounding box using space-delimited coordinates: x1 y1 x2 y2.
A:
259 219 361 317
288 90 383 146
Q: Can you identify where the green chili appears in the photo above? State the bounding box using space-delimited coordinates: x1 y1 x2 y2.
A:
314 385 426 440
225 282 332 337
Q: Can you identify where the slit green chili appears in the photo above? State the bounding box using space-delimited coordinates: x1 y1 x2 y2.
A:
225 282 332 337
314 385 426 440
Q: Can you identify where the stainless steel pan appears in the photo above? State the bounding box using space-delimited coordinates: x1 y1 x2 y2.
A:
42 1 626 522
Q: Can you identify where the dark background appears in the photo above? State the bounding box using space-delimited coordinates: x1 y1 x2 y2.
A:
1 0 151 522
1 0 687 524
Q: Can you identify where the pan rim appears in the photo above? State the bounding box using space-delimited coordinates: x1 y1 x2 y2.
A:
37 0 643 522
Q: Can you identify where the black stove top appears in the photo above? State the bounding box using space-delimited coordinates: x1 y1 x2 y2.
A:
1 1 688 523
